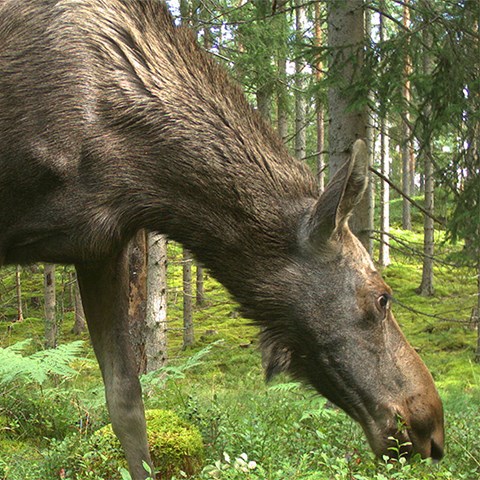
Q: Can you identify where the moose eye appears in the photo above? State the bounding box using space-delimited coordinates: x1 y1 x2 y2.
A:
376 293 390 311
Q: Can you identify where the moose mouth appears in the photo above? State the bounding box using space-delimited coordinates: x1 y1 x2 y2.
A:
358 406 444 461
313 378 444 461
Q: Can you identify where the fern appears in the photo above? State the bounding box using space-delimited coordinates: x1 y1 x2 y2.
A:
268 381 303 393
0 340 84 386
141 340 223 390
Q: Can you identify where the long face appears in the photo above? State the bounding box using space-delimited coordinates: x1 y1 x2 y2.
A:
289 232 443 459
261 141 444 460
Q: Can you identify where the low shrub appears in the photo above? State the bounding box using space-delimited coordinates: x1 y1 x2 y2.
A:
84 409 204 479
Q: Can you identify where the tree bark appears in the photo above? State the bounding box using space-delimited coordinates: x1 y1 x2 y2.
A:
145 233 168 371
257 85 272 122
402 0 414 230
418 16 435 296
15 265 24 322
72 275 86 335
327 0 370 250
196 264 205 306
128 230 148 373
44 263 57 349
294 0 307 160
476 260 480 363
183 248 194 348
277 55 288 143
315 1 326 191
275 0 289 144
379 118 390 266
378 3 390 266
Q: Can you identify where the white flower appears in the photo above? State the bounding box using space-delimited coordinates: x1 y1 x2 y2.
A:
247 460 257 470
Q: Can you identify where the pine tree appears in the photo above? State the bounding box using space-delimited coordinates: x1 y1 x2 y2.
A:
327 0 371 251
44 263 57 349
183 248 194 349
145 233 168 371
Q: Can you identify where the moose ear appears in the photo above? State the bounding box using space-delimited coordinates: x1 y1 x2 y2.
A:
302 139 369 249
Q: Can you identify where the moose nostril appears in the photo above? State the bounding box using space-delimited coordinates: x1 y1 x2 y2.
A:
430 439 444 461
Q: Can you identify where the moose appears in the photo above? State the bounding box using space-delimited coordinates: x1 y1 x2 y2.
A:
0 0 444 478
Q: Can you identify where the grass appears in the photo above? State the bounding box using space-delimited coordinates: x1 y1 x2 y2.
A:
0 225 479 479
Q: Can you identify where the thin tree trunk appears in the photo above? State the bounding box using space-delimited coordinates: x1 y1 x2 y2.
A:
418 147 435 296
145 233 168 371
201 3 213 51
44 263 57 349
256 1 273 121
15 265 24 322
294 0 307 161
72 275 86 335
257 86 272 122
315 1 325 191
418 20 435 296
277 55 288 143
128 230 148 374
378 4 390 266
476 259 480 363
196 264 205 306
379 118 390 266
276 0 289 143
364 4 375 257
183 248 194 348
402 0 414 230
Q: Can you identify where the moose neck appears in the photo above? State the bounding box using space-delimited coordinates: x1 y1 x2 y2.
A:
86 9 319 316
125 107 318 313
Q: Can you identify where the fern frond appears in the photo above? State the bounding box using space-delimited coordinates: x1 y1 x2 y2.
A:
0 340 84 386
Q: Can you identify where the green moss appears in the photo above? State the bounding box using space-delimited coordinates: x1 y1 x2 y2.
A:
89 409 204 479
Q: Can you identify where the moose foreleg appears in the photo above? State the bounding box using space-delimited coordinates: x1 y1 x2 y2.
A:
76 250 153 480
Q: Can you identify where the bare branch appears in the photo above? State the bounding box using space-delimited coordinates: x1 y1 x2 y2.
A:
370 166 446 226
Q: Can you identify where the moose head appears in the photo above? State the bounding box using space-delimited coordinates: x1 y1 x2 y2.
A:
259 141 444 459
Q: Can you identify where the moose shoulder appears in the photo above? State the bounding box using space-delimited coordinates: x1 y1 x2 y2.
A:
0 1 444 478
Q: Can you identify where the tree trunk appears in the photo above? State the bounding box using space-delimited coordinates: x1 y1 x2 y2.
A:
145 233 168 372
44 263 57 348
378 4 390 266
72 275 86 335
418 148 435 296
418 20 435 296
196 264 205 306
183 248 194 348
15 265 24 322
128 230 148 373
402 0 414 230
379 118 390 266
327 0 370 250
276 0 289 144
257 85 272 122
294 0 307 160
476 259 480 363
315 1 326 191
277 55 288 143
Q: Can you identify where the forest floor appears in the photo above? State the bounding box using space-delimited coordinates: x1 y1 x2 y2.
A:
0 215 479 479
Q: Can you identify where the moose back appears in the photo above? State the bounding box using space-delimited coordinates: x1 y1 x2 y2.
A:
0 1 444 478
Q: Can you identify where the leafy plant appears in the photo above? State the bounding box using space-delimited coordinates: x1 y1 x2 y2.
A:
0 339 84 385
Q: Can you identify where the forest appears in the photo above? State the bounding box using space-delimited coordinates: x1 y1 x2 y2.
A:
0 0 479 479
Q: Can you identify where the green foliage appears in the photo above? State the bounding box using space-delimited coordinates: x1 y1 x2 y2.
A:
0 339 84 385
141 340 223 395
0 340 91 441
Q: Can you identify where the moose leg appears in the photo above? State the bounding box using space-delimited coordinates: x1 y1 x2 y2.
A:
76 250 153 480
